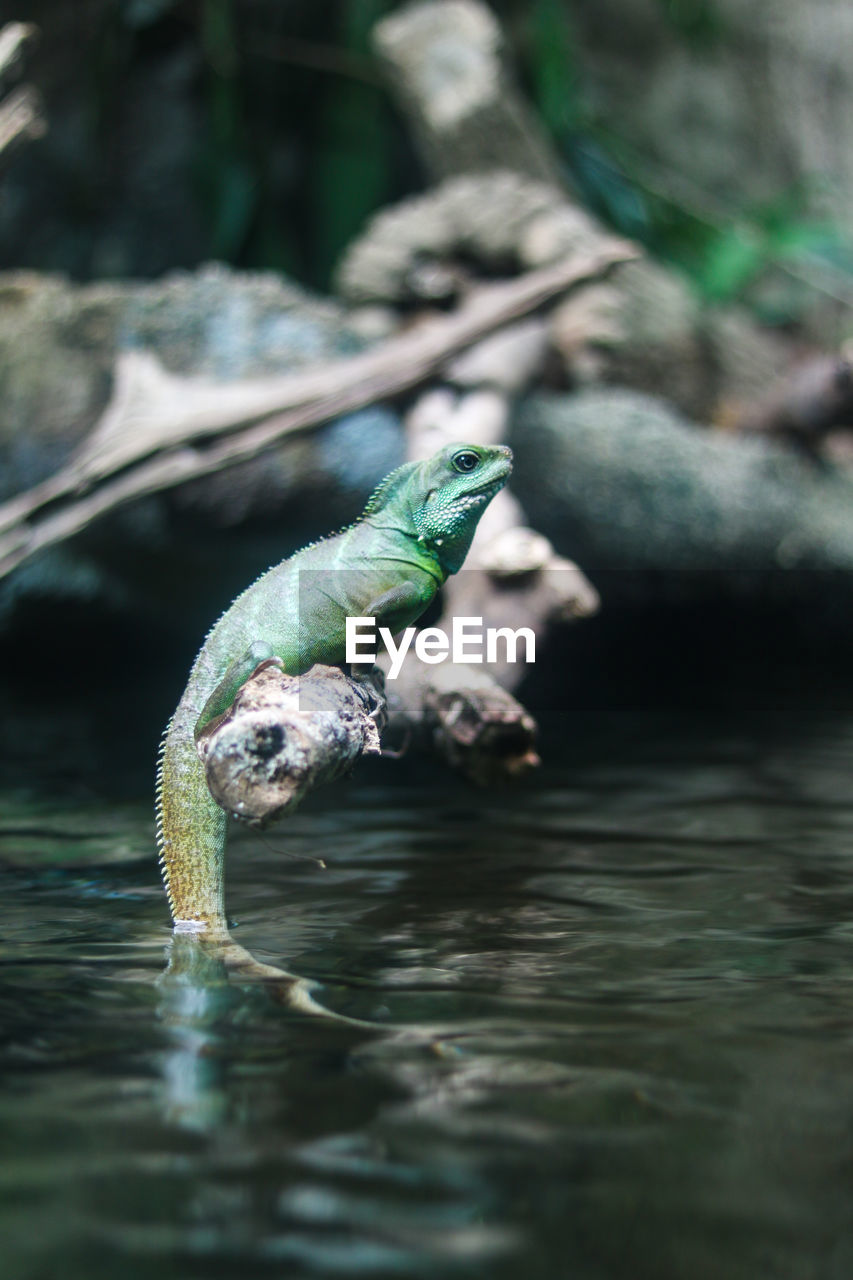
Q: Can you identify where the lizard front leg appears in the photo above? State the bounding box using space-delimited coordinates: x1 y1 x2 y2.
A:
347 580 436 680
194 640 277 740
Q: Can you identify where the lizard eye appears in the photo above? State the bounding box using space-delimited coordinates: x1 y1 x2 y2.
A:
452 450 479 473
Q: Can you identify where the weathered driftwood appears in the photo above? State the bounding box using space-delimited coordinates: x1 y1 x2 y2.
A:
198 663 385 827
373 1 561 186
197 651 538 811
0 240 634 581
385 660 540 785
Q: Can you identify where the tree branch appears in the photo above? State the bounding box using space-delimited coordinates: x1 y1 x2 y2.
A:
0 241 635 580
198 663 385 827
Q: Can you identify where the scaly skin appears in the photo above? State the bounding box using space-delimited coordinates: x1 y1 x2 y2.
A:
156 442 512 935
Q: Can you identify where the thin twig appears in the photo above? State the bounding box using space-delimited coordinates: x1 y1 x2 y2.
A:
0 83 44 155
0 22 37 82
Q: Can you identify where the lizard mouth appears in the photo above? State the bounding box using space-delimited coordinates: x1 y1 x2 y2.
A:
455 473 509 508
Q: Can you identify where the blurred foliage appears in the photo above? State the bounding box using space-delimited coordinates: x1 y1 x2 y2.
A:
3 0 853 318
188 0 400 281
653 0 723 47
4 0 408 286
517 0 853 318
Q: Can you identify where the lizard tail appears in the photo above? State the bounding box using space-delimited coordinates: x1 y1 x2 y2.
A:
156 714 228 936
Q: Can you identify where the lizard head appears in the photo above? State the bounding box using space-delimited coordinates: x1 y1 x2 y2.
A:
364 442 513 572
407 442 513 573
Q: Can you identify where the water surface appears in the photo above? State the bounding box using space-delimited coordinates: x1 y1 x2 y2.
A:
2 693 853 1279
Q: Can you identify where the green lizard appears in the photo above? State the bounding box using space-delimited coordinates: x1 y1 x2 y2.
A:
156 441 512 937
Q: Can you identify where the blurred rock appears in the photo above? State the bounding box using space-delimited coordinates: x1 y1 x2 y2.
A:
512 388 853 618
0 263 375 492
552 260 791 421
568 0 853 336
0 264 404 632
336 171 585 304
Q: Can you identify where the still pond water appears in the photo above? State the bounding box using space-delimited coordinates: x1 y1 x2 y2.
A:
2 686 853 1280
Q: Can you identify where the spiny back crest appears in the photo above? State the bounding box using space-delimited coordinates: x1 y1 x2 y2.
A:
363 458 420 517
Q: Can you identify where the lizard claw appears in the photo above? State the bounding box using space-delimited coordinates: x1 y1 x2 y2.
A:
250 656 285 678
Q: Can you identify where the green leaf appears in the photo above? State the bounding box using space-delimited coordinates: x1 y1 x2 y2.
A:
698 227 765 301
